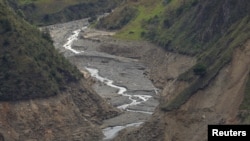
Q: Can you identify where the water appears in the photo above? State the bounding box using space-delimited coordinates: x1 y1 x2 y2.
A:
62 27 87 54
85 67 153 111
61 25 157 140
102 122 143 141
85 67 154 140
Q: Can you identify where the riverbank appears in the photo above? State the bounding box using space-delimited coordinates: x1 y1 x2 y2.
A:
46 20 160 140
71 29 160 140
46 19 195 140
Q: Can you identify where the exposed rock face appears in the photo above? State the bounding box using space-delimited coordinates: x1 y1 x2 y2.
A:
0 79 119 141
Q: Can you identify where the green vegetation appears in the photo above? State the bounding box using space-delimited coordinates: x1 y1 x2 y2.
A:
18 0 85 6
115 2 164 40
97 0 250 111
7 0 123 25
96 5 138 31
193 63 206 77
161 6 250 111
96 0 164 40
0 0 82 101
18 0 89 16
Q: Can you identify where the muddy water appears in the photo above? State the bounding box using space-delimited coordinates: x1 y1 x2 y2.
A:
46 19 159 140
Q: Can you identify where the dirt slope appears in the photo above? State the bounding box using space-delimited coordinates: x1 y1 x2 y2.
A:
114 40 250 141
0 79 119 141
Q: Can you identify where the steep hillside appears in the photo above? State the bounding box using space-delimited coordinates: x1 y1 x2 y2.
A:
0 1 119 140
153 0 250 112
0 79 119 141
114 40 250 141
7 0 123 25
96 0 250 140
96 0 165 40
98 0 250 110
0 0 82 100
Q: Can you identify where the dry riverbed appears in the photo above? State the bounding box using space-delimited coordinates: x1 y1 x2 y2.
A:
45 16 195 140
45 19 161 140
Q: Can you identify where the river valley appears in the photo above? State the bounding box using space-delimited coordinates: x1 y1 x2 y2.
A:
45 19 160 140
1 0 248 140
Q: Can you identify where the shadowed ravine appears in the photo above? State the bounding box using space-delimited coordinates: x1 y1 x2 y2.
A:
46 19 159 140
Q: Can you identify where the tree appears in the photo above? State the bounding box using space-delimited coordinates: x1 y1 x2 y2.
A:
193 63 206 76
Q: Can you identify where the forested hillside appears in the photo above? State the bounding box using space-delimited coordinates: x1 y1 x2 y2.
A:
7 0 124 25
0 0 82 100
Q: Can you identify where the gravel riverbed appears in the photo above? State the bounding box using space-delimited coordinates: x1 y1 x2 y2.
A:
45 19 159 140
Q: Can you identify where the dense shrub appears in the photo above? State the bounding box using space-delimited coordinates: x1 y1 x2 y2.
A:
96 5 138 30
193 64 206 76
0 0 82 101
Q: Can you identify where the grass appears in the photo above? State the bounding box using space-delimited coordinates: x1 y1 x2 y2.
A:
18 0 90 14
115 0 164 40
96 0 250 111
109 0 250 111
162 15 250 111
96 0 249 111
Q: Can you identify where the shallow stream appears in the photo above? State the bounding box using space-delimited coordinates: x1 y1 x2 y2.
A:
47 19 159 140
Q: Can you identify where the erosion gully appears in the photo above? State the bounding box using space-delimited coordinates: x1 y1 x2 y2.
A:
45 18 159 141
